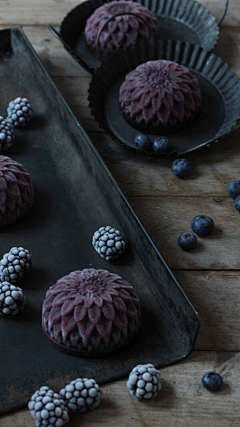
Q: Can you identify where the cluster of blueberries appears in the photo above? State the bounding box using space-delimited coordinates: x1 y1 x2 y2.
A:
227 180 240 210
135 134 171 155
178 180 240 251
134 134 191 178
178 215 214 251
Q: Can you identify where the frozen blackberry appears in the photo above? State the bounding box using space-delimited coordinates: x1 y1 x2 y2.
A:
28 386 69 427
0 116 15 151
92 226 126 261
7 97 33 128
0 246 32 284
60 378 101 412
127 363 161 400
0 281 25 315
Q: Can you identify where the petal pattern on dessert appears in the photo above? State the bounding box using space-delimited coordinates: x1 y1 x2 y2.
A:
88 305 101 324
112 297 126 313
74 304 87 323
61 299 75 316
102 301 115 320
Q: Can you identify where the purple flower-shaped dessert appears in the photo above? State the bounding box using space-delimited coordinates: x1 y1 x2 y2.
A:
84 0 158 59
0 155 34 226
42 269 141 356
119 60 201 134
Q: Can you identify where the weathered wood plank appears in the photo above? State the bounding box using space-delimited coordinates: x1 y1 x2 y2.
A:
176 271 240 351
127 196 240 270
90 131 240 197
0 0 239 26
1 351 240 427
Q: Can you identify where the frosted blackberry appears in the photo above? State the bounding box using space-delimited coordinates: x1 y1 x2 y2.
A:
127 363 161 400
60 378 101 412
7 97 33 128
0 116 15 151
92 226 126 261
0 246 32 284
0 281 25 315
28 386 69 427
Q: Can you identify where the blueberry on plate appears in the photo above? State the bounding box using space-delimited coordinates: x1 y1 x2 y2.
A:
152 136 171 155
172 159 190 178
134 134 152 152
191 215 214 237
178 232 197 251
202 372 223 392
234 195 240 211
227 180 240 199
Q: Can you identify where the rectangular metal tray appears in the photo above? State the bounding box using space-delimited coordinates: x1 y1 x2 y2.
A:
0 27 199 415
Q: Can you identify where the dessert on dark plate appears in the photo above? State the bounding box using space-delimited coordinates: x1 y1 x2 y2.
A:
42 268 141 356
119 59 202 134
84 0 158 59
0 155 34 226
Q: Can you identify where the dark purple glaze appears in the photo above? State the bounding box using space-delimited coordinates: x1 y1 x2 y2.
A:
84 0 158 59
0 155 34 226
119 60 202 134
42 269 141 356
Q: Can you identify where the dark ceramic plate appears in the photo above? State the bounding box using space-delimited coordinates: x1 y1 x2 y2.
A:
50 0 226 74
0 27 199 415
88 38 240 155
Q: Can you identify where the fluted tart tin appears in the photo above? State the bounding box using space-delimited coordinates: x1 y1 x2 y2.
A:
88 38 240 155
51 0 227 74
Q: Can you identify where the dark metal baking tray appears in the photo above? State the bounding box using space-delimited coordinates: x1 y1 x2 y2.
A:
49 0 228 74
0 27 199 415
88 38 240 155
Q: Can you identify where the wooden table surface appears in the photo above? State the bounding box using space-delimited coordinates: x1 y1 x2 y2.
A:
1 0 240 425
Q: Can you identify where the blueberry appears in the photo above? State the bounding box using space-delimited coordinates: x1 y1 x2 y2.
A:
178 232 197 251
202 372 223 392
191 215 214 237
234 195 240 211
134 134 152 152
152 136 171 155
227 180 240 199
172 159 190 178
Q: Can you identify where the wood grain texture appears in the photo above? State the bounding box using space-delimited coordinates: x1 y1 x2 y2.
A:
1 351 240 427
176 271 240 351
128 196 240 270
